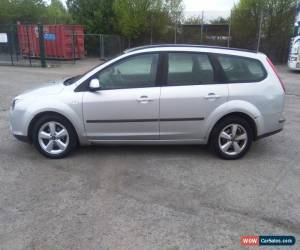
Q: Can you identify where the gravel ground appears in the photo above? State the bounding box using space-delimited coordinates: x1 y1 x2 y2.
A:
0 61 300 250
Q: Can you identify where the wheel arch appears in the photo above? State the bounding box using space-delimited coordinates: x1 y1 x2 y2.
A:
27 111 79 144
208 112 258 143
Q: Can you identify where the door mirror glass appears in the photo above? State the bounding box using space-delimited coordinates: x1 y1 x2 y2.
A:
89 78 101 91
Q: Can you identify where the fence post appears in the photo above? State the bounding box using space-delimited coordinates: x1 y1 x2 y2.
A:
150 13 153 44
38 23 46 68
9 24 14 66
100 35 105 60
118 36 121 55
25 25 32 66
99 34 101 59
174 18 177 44
72 27 76 64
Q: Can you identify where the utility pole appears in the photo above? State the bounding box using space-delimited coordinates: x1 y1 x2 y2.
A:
257 10 263 52
200 10 204 43
227 10 232 47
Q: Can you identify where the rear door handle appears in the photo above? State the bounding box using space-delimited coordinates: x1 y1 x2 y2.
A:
204 93 221 100
136 95 154 103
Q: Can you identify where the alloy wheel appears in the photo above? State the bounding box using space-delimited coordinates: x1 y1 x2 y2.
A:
38 121 69 155
218 123 248 156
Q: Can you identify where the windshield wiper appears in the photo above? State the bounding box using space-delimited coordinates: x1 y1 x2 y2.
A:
63 75 81 86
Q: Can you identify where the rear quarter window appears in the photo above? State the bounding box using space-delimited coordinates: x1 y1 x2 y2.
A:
217 54 267 82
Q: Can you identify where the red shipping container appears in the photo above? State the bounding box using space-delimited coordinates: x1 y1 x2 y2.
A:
18 24 85 60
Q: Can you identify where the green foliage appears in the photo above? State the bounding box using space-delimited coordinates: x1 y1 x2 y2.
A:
67 0 115 34
0 0 70 24
113 0 179 42
210 17 229 25
164 0 184 23
46 0 71 24
184 16 202 25
231 0 263 49
113 0 151 40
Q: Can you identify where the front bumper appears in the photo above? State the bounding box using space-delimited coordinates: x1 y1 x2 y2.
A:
288 60 300 71
13 134 30 143
9 107 30 140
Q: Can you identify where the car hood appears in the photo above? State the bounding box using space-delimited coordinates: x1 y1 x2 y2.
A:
16 79 65 100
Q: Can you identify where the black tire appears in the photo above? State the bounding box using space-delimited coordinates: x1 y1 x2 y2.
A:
210 116 253 160
32 114 77 159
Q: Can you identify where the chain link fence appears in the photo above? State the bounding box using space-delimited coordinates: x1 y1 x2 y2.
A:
0 24 122 67
128 10 294 63
0 24 42 66
0 9 295 67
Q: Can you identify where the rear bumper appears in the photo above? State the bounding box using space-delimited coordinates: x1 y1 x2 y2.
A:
256 128 283 140
256 117 285 140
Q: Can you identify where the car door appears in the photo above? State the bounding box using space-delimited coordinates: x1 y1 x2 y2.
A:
159 52 228 140
83 53 160 141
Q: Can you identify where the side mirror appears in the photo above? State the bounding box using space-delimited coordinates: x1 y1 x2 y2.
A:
89 78 101 91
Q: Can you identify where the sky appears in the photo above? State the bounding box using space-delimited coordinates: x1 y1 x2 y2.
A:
183 0 239 20
184 0 238 12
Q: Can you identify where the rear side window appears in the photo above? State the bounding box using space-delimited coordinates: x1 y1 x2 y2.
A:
217 55 266 82
167 53 214 86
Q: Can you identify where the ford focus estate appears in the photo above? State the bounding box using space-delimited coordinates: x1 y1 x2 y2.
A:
10 45 285 159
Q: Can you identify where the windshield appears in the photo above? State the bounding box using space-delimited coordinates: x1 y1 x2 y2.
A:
63 53 123 86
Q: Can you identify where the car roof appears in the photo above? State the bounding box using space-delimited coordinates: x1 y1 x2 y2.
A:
124 44 258 54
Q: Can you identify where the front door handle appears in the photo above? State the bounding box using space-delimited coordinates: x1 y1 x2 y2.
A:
137 96 154 103
204 93 221 100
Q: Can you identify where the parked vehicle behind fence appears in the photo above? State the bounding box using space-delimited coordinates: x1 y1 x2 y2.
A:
288 3 300 71
10 44 285 159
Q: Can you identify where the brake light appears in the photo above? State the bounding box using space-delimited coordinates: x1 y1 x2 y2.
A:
267 57 285 93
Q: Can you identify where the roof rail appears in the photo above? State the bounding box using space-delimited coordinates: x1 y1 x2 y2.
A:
124 44 258 54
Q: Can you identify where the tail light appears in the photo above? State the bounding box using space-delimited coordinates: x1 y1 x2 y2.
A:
267 57 285 93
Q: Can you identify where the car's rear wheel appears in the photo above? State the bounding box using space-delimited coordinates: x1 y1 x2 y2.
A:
210 116 253 160
32 114 77 159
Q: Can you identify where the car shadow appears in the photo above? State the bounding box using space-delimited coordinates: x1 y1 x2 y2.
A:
72 144 212 158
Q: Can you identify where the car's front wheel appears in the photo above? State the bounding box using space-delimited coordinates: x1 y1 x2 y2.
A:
32 114 77 159
210 116 253 160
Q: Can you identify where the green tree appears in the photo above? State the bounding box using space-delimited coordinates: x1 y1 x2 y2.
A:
46 0 71 24
113 0 151 44
113 0 183 45
0 0 70 24
164 0 184 24
231 0 263 50
67 0 115 33
231 0 297 62
210 17 229 25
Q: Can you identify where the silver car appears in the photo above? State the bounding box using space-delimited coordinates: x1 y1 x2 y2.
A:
10 45 286 159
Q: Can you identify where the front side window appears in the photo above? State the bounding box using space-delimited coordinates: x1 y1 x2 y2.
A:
95 53 159 90
217 55 266 82
167 53 214 86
